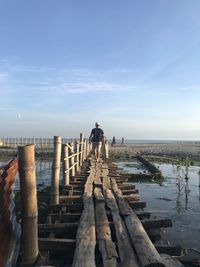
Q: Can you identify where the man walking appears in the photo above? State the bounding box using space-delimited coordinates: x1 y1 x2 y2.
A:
89 122 104 161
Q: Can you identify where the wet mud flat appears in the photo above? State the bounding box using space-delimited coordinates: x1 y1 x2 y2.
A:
110 142 200 161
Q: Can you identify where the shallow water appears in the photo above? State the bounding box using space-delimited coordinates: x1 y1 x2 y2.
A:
118 160 200 251
0 159 54 191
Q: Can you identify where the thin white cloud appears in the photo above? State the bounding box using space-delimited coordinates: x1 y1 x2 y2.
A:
59 81 133 94
0 72 9 81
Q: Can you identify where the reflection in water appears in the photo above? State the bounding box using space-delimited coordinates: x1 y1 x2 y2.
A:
176 196 184 214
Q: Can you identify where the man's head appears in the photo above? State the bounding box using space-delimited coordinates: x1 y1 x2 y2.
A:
95 122 100 127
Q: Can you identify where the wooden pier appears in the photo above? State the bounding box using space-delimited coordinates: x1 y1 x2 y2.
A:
0 136 185 267
35 158 183 266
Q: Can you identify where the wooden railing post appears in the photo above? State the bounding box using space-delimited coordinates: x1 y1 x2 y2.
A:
69 142 75 177
75 141 80 173
18 144 38 266
87 141 92 156
51 136 62 204
63 144 69 186
79 133 83 167
83 139 87 161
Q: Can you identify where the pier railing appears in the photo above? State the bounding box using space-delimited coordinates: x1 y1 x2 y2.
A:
0 137 76 149
51 135 92 204
0 159 20 267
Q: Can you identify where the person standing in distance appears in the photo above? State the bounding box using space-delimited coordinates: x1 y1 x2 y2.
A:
89 122 104 161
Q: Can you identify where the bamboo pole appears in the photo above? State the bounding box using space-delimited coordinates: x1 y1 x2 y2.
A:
18 144 38 266
75 141 80 173
63 144 69 186
82 139 86 161
69 142 75 176
51 136 62 204
79 133 83 167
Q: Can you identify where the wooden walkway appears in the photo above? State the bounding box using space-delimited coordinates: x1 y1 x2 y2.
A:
37 158 184 267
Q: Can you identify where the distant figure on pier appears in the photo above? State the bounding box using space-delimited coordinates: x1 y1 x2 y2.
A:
89 122 104 161
111 136 116 147
121 137 125 145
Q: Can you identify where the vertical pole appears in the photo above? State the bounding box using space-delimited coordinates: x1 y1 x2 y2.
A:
63 144 69 185
75 141 79 173
79 133 83 167
51 136 62 204
69 142 75 177
83 139 87 161
105 141 109 159
18 144 38 266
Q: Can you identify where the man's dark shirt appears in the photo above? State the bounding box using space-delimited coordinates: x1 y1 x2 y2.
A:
90 128 104 142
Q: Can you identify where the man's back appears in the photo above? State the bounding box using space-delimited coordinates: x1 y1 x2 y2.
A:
91 127 104 142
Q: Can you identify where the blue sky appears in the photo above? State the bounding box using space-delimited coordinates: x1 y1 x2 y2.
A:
1 0 200 139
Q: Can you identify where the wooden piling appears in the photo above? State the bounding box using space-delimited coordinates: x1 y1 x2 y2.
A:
69 142 75 177
63 144 69 186
18 144 39 266
51 136 62 204
75 141 80 173
79 133 83 167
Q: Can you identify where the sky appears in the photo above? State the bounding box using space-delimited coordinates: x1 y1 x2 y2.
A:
1 0 200 140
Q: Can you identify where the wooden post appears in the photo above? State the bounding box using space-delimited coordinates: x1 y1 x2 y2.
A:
75 141 79 173
63 144 70 186
69 142 75 177
83 139 86 161
51 136 62 204
18 144 38 266
79 133 83 167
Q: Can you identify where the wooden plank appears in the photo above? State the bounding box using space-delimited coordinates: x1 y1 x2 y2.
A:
95 200 118 266
38 223 78 234
155 245 182 256
59 196 83 203
123 194 140 201
128 201 146 209
142 219 172 230
135 211 151 220
50 203 84 212
72 164 96 267
49 213 81 223
111 179 165 267
102 176 111 189
94 188 104 202
161 254 184 267
39 238 75 252
104 188 139 267
121 189 139 194
118 184 136 190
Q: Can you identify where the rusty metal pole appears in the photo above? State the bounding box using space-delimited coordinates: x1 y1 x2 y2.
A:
51 136 62 204
18 144 38 266
63 144 69 186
